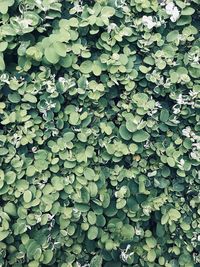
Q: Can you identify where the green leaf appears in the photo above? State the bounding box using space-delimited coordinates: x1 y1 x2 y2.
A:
126 120 137 132
27 240 41 259
23 94 37 103
8 93 21 103
0 53 5 71
87 226 98 240
146 237 157 248
26 166 36 177
129 143 138 154
166 30 179 42
0 41 8 52
90 255 103 267
119 125 132 140
34 160 49 172
169 208 181 221
132 93 148 104
53 42 67 57
80 61 93 74
87 211 97 225
160 109 169 122
101 6 115 17
4 202 17 217
44 46 60 64
116 198 126 209
5 171 16 184
42 250 54 264
121 224 135 240
60 54 73 68
181 7 195 15
176 16 192 26
0 0 14 14
139 65 151 73
167 157 175 167
63 132 75 142
147 250 156 262
23 190 32 203
157 60 166 70
0 231 9 241
132 130 150 143
69 111 79 125
92 62 102 76
84 168 95 180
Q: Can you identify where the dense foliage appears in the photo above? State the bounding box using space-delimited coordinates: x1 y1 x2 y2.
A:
0 0 200 266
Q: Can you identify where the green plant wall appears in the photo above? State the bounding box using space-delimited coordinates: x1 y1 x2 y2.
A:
0 0 200 266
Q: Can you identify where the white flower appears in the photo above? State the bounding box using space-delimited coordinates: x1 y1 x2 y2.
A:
193 142 200 150
165 2 180 22
0 74 10 84
107 23 117 33
177 94 185 105
143 206 152 216
179 159 185 166
120 245 134 262
58 77 66 83
189 90 198 98
147 170 157 177
170 116 180 124
165 2 175 14
115 0 126 8
182 126 192 138
21 19 33 28
155 101 162 108
170 6 180 22
74 2 83 13
32 146 37 153
190 151 200 160
142 16 156 29
159 0 166 6
172 106 181 114
135 227 142 235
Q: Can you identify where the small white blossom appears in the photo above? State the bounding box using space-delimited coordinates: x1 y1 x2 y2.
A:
135 227 142 236
189 90 198 98
120 244 134 262
107 23 117 33
58 77 66 83
193 142 200 150
193 253 200 263
142 16 157 29
190 150 200 160
172 105 181 114
177 94 185 105
115 0 126 8
178 159 185 168
155 101 162 109
14 17 33 28
144 140 151 149
0 74 10 84
182 126 192 138
32 146 38 153
159 0 166 6
74 2 83 13
170 116 180 124
165 2 174 14
73 208 79 214
147 170 157 177
143 206 152 216
165 2 180 22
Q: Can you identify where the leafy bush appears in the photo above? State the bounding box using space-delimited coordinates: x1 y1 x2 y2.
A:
0 0 200 266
